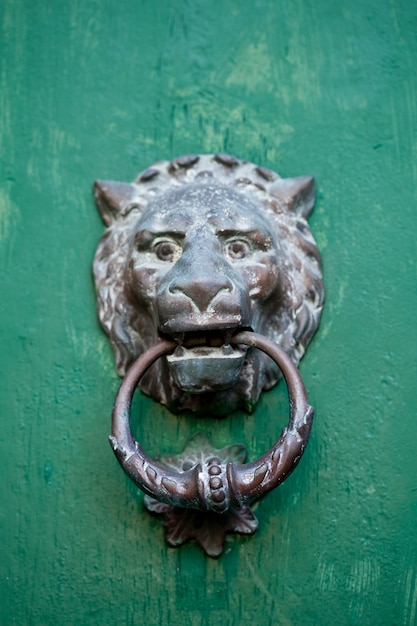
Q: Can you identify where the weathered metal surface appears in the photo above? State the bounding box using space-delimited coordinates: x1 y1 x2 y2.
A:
93 154 324 416
110 331 313 555
143 433 258 558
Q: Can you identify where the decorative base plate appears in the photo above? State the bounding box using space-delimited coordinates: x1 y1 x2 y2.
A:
143 434 258 557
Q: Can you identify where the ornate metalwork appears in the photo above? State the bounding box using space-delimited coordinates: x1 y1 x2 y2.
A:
94 154 323 555
144 434 258 558
110 331 313 556
93 153 323 416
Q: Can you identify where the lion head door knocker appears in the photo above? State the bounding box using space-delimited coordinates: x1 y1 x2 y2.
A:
93 153 324 557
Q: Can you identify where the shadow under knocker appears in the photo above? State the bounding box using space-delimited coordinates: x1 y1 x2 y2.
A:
93 153 324 556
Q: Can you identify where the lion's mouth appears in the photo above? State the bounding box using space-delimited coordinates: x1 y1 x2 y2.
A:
163 328 250 394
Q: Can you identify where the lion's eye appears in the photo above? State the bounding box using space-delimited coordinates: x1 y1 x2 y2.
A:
224 239 251 261
153 240 182 262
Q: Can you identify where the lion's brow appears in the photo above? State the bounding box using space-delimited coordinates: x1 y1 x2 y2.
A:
216 228 272 245
135 228 186 243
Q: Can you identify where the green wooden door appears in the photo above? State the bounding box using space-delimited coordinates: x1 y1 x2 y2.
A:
2 1 417 624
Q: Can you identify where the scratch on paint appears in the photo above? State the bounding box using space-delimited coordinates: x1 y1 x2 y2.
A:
243 553 276 603
404 567 417 626
317 558 380 595
346 559 380 594
317 560 337 591
0 188 20 249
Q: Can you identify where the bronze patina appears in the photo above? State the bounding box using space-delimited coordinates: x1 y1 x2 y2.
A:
93 153 323 556
93 153 324 416
110 331 313 556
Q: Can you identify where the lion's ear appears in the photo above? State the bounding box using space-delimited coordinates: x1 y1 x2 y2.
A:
271 176 315 219
94 180 140 226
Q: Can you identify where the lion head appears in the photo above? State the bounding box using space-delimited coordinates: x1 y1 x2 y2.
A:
93 153 324 416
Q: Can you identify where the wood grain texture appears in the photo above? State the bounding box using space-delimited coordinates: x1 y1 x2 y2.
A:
1 0 417 624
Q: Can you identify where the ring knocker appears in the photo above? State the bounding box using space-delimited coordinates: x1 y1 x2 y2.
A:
110 331 314 515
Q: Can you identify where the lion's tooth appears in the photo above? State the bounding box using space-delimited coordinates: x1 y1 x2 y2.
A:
174 345 186 358
222 344 233 356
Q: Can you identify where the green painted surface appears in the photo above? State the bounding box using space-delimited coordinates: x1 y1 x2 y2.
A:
1 1 417 624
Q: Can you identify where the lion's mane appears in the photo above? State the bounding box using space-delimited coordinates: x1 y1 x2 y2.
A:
93 153 324 410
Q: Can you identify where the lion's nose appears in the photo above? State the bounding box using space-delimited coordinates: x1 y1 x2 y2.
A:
169 275 234 312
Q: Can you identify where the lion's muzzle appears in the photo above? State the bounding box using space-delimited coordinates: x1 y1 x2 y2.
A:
155 235 252 393
156 235 251 334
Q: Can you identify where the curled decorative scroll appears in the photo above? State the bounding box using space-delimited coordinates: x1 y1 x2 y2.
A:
110 331 313 514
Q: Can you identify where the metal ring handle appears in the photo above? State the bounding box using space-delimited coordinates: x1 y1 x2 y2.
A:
110 331 314 513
